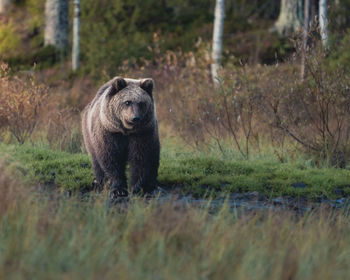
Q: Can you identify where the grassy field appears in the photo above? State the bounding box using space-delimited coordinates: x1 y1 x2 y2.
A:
2 2 350 278
0 165 350 280
1 142 350 279
1 141 350 199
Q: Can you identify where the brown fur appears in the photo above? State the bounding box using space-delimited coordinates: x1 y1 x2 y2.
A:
82 77 160 196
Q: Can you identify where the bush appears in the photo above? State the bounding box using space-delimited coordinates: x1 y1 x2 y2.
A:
263 45 350 167
45 108 83 153
136 43 350 167
0 63 48 143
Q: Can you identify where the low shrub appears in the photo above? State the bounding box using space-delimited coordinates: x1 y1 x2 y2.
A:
134 42 350 167
45 108 83 153
0 62 48 143
264 45 350 167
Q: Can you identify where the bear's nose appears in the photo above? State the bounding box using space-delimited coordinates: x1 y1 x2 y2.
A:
132 116 141 123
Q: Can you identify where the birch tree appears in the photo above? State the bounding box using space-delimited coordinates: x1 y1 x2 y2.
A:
0 0 10 13
319 0 328 48
44 0 69 50
273 0 303 35
301 0 310 80
72 0 80 71
211 0 225 84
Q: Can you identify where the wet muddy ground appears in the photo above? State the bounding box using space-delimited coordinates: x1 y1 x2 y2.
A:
151 189 350 214
39 184 350 215
106 186 350 215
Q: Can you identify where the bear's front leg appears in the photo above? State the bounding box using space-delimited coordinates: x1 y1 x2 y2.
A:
91 157 106 191
97 134 129 197
104 158 128 197
109 176 128 197
128 133 160 195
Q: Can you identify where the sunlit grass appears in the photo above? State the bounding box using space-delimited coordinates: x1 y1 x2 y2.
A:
1 141 350 199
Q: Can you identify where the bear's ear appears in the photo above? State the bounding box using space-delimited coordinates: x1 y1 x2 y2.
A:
140 78 154 97
109 77 127 95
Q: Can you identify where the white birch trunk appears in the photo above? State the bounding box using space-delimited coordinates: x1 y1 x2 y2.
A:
0 0 10 13
319 0 328 48
72 0 80 71
211 0 225 84
273 0 303 36
44 0 69 50
301 0 310 80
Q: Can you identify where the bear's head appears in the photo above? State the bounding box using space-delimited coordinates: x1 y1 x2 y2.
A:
100 77 155 133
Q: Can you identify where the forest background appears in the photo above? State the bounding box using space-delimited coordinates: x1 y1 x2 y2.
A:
1 0 350 189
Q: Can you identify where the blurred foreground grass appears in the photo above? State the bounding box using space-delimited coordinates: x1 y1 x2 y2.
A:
0 164 350 280
1 141 350 198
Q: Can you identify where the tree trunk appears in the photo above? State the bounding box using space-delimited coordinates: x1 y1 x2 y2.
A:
0 0 10 13
301 0 310 80
44 0 69 50
319 0 328 48
72 0 80 71
211 0 225 84
273 0 303 36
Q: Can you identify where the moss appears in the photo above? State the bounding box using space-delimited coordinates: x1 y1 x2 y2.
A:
160 146 350 199
0 144 93 191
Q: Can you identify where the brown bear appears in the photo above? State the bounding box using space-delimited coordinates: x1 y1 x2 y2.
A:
82 77 160 197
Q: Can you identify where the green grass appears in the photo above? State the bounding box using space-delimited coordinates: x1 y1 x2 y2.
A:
160 154 350 198
1 142 350 198
0 143 93 191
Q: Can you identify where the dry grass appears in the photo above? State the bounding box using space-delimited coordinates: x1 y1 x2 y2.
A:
0 62 48 143
0 160 32 213
0 173 349 279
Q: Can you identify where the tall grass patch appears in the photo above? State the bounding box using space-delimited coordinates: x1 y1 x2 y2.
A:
0 173 350 279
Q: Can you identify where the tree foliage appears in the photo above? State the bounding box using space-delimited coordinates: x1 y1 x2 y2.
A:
79 0 214 77
0 21 20 57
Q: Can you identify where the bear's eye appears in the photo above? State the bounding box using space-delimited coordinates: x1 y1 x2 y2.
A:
125 101 132 106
